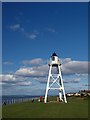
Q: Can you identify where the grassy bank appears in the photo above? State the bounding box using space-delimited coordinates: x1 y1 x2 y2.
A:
2 96 88 118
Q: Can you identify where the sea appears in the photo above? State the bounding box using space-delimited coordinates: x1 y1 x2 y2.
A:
0 95 42 105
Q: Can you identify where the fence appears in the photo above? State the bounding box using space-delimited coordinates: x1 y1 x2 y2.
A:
2 97 34 105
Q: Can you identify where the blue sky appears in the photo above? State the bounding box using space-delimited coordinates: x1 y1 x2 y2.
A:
1 2 88 95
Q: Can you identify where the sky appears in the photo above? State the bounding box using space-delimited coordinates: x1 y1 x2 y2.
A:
1 2 89 95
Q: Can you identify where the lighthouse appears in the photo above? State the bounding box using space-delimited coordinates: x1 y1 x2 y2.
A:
44 52 67 103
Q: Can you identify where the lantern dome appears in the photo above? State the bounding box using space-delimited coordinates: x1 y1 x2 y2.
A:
49 52 61 66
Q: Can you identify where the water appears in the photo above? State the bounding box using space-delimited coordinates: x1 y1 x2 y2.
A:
1 95 40 105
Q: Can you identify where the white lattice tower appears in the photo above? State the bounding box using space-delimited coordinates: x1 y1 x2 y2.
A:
44 53 67 103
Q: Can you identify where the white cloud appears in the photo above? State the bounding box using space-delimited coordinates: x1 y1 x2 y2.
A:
9 23 39 40
15 65 48 77
22 58 46 66
61 58 72 64
0 74 16 82
9 24 20 31
0 82 6 85
62 60 88 75
1 74 28 82
15 76 28 81
27 34 37 39
63 78 81 83
16 81 32 86
75 73 88 78
25 31 39 40
46 27 56 33
15 67 35 76
0 73 32 87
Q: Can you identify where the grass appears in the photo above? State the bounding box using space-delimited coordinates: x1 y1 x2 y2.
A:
2 96 89 118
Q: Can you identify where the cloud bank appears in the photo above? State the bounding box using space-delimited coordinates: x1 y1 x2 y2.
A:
62 59 88 75
17 58 89 77
1 57 88 95
1 58 89 84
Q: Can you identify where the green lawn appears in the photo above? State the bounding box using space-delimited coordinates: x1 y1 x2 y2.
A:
2 96 89 118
